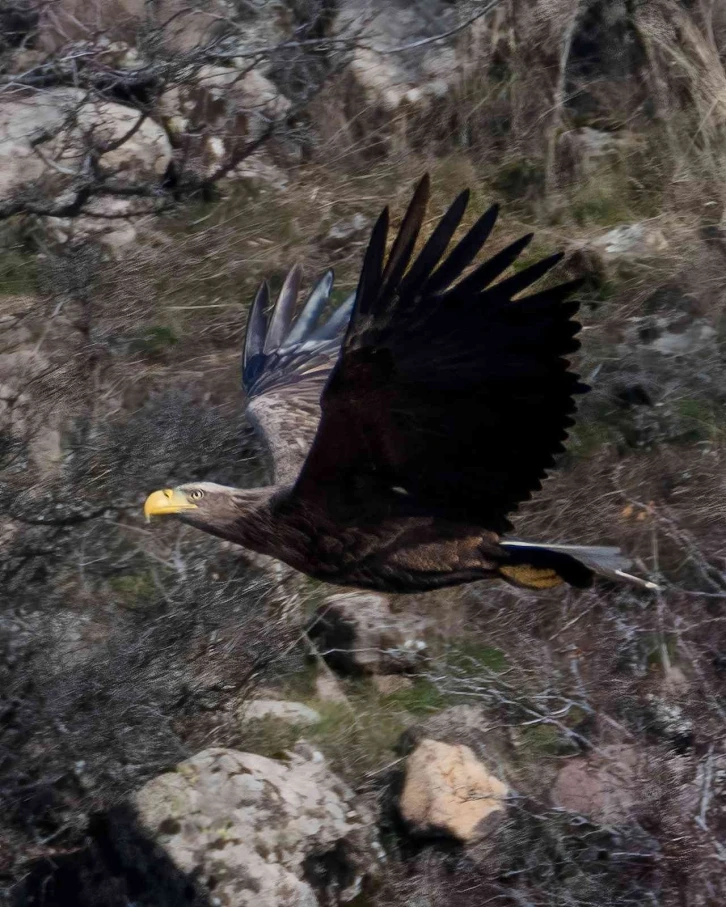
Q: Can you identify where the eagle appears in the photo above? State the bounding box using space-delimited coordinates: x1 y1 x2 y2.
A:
144 176 656 593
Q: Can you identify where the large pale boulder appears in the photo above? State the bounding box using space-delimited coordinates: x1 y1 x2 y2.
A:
46 196 151 255
0 89 172 251
399 739 510 842
308 592 429 675
0 92 67 200
337 0 466 113
36 0 235 53
74 99 171 181
158 65 291 181
0 89 172 202
134 744 380 907
0 339 66 476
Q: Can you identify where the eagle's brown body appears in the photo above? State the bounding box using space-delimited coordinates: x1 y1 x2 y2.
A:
145 176 656 593
183 485 501 592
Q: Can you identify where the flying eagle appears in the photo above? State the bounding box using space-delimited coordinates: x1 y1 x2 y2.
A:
144 176 655 593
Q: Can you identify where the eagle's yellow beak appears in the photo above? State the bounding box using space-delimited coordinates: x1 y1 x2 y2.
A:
144 488 198 521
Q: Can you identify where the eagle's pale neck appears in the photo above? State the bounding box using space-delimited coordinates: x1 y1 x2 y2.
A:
180 485 282 553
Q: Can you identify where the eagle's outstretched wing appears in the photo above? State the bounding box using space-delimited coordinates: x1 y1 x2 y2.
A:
292 174 588 533
242 267 354 485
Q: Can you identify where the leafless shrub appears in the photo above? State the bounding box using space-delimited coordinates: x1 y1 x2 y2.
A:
3 3 726 905
0 523 305 879
0 0 363 226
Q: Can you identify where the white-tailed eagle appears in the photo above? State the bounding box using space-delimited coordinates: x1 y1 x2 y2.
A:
145 176 656 593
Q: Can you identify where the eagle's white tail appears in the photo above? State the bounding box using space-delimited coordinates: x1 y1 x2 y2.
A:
500 541 660 590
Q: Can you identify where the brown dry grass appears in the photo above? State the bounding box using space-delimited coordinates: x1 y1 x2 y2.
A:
4 2 726 905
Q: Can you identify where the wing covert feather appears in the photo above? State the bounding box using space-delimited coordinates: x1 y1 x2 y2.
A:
242 269 351 485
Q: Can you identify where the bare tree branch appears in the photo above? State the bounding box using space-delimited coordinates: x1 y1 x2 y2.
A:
370 0 505 54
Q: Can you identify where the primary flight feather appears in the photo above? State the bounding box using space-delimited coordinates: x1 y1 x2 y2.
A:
144 176 656 593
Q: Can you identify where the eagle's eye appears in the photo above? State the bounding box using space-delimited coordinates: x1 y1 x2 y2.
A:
189 489 205 501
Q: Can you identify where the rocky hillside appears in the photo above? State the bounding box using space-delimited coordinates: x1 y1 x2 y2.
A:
2 2 726 905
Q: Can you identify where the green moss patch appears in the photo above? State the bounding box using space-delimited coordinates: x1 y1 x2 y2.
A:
0 250 38 296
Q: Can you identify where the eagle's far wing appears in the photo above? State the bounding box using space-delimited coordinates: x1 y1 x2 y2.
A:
242 267 354 485
292 175 588 533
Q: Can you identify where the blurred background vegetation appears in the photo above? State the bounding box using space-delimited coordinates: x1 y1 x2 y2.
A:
1 1 725 905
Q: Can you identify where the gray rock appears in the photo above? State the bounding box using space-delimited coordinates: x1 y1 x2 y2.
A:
0 346 65 476
562 126 634 158
322 213 369 250
134 744 381 907
551 745 644 824
0 87 172 252
628 315 717 357
45 197 144 256
239 699 322 725
589 223 668 261
308 592 429 675
645 695 695 749
338 0 464 113
371 674 414 695
557 127 641 181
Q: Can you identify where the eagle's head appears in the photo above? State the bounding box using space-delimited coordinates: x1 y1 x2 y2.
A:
145 482 219 519
143 482 267 539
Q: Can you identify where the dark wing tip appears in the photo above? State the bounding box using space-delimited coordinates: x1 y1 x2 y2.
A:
400 186 473 298
495 249 566 299
379 175 431 298
355 206 390 317
425 201 501 295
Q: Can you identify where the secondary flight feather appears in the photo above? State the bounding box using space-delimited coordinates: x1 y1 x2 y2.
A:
144 176 657 593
